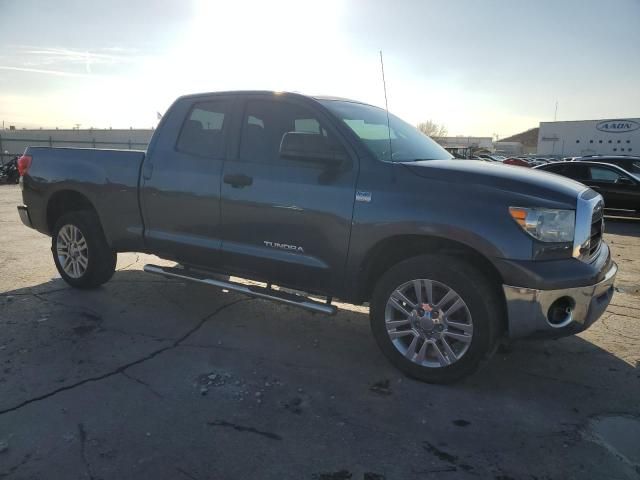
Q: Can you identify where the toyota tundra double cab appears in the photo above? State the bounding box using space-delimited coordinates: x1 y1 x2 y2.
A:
16 91 617 383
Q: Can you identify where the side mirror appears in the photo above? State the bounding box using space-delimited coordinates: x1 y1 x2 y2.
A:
279 132 347 166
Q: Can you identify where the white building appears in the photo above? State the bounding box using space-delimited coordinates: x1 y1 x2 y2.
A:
537 118 639 157
494 141 522 155
0 129 154 164
437 136 493 150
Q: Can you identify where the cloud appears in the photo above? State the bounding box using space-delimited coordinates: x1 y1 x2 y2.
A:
0 45 141 76
0 65 91 77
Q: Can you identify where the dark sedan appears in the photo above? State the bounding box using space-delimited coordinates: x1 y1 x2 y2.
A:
535 161 640 212
571 155 640 176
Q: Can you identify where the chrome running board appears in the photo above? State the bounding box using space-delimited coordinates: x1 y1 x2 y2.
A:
143 264 337 315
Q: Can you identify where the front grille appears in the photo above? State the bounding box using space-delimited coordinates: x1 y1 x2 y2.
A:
588 202 604 258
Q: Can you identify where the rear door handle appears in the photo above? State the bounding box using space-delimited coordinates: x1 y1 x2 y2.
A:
223 174 253 188
142 161 154 180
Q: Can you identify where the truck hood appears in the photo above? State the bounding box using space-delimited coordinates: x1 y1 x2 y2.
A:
402 160 587 205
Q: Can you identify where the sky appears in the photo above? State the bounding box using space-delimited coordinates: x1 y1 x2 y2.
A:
0 0 639 137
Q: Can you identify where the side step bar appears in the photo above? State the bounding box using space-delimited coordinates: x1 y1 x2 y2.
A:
143 264 337 315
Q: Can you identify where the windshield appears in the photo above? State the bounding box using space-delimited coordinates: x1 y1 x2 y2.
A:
319 100 452 162
622 160 640 175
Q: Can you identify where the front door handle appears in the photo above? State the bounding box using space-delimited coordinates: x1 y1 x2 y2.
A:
223 174 253 188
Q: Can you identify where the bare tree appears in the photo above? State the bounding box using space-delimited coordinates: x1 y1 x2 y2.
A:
417 120 448 139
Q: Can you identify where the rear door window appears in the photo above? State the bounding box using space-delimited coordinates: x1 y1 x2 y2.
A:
176 100 232 158
588 166 622 183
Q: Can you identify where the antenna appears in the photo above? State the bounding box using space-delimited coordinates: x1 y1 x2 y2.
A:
379 50 393 161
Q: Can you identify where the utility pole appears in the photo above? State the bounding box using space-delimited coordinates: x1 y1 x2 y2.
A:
554 100 558 122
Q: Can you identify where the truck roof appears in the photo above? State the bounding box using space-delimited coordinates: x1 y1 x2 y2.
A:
177 90 373 107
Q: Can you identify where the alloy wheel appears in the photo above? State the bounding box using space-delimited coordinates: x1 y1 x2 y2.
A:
384 279 473 368
56 224 89 279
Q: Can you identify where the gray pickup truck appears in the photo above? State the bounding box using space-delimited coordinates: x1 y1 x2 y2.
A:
16 91 617 383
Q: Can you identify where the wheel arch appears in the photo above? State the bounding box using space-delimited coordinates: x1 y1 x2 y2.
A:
357 234 507 332
46 190 100 234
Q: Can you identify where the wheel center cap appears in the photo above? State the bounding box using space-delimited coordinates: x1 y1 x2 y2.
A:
416 303 440 331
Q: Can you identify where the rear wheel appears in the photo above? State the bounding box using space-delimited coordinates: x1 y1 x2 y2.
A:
370 254 502 384
52 211 117 289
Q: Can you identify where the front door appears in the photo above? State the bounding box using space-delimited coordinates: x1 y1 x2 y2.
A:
586 165 640 210
219 96 358 294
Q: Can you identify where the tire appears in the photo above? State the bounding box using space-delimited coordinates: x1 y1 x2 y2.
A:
370 254 502 384
52 210 117 289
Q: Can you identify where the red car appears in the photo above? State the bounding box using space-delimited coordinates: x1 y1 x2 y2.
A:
503 157 531 167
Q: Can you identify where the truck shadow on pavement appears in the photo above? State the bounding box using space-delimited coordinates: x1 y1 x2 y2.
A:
1 270 639 479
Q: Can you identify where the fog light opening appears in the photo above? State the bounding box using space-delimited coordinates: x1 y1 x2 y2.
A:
547 296 575 327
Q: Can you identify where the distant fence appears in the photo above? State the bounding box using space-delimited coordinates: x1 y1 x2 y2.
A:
0 130 153 165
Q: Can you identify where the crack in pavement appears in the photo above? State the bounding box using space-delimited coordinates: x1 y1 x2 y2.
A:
0 298 247 416
609 303 640 312
604 310 640 321
0 453 32 479
121 371 164 399
422 441 475 474
0 287 70 298
78 423 96 480
0 279 173 300
207 420 282 441
175 466 201 480
600 315 640 342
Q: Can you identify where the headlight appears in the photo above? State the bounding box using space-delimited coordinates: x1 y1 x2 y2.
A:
509 207 575 242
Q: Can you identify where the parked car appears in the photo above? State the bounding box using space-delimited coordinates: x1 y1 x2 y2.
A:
478 154 503 162
571 155 640 176
535 161 640 212
503 157 531 167
522 157 548 167
17 91 617 383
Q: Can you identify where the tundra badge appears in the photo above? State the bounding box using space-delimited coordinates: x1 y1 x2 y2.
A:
264 241 304 253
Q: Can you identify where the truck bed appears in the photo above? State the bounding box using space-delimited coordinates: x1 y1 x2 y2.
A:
21 146 146 251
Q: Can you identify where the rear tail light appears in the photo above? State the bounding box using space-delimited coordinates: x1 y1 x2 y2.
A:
17 154 32 176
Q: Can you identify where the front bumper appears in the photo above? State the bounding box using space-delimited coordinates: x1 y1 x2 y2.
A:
503 261 617 339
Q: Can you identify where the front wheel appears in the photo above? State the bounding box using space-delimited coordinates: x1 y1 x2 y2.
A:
370 254 502 384
52 211 117 289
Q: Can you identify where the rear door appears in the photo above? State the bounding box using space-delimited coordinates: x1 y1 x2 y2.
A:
140 96 239 267
219 95 358 294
